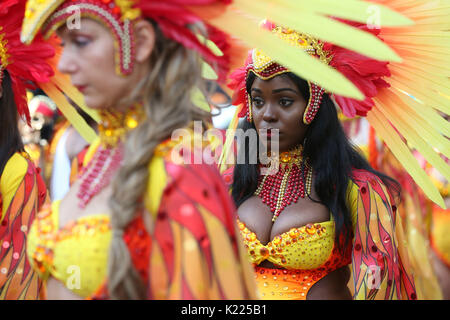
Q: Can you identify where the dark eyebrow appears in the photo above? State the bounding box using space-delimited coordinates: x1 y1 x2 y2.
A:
55 26 66 37
251 88 262 93
272 88 298 94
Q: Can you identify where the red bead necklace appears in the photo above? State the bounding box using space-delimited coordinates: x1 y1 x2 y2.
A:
255 145 312 222
77 144 124 209
76 105 143 209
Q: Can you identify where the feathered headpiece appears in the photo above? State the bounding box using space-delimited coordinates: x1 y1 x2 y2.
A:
21 0 412 95
227 1 450 208
228 21 391 123
0 0 97 143
0 0 55 124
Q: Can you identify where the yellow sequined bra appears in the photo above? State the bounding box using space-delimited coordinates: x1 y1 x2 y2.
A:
27 201 111 298
238 216 350 270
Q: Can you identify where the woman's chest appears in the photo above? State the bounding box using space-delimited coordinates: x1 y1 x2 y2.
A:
238 195 330 245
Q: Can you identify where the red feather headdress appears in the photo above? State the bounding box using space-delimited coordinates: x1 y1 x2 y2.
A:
21 0 232 82
0 0 55 123
228 21 391 123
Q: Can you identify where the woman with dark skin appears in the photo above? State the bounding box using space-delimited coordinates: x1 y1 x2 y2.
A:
229 70 418 300
237 74 352 299
225 26 418 300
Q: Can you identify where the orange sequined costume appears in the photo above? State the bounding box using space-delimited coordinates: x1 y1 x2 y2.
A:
238 218 351 300
0 153 47 299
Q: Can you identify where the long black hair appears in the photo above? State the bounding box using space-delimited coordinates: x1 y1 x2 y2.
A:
0 70 25 177
231 72 401 252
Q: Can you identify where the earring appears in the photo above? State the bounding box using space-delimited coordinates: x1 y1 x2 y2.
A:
246 95 253 122
303 82 324 124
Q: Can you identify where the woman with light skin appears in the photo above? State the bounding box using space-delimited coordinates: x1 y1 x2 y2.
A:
22 8 257 300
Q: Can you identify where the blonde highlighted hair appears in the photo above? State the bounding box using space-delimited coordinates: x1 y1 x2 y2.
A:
108 20 211 299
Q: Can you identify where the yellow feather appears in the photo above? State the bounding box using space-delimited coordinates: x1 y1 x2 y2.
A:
367 107 445 208
383 34 450 48
394 89 450 137
270 0 414 26
191 88 211 112
389 77 450 114
202 61 218 80
379 96 450 156
39 82 97 144
51 75 100 123
234 0 404 62
374 93 450 181
393 64 450 94
204 10 364 100
402 57 450 75
218 106 240 173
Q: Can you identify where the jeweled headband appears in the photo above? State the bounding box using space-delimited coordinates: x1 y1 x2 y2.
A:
22 0 140 76
237 25 332 125
21 0 228 78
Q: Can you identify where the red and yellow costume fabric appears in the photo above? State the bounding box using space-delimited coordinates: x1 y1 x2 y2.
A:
0 152 48 299
347 117 449 300
0 0 75 300
373 147 443 299
27 130 257 299
223 168 416 300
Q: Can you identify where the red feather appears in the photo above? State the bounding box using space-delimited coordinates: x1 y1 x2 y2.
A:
0 0 56 123
137 0 231 83
227 20 392 119
227 52 252 117
324 21 391 117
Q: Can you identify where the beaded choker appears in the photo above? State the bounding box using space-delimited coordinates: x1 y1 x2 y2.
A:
255 145 312 222
98 104 143 149
77 104 143 209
